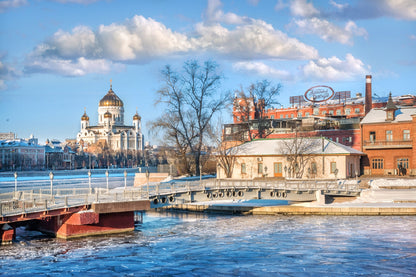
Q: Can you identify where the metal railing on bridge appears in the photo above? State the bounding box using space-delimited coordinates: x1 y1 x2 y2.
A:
0 178 360 217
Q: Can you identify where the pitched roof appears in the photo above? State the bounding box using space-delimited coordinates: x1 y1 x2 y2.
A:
228 138 363 156
361 106 416 124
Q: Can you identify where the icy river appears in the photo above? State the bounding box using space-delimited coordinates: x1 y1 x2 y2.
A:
1 212 416 276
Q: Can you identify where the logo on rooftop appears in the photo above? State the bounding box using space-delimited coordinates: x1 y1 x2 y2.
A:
304 85 335 103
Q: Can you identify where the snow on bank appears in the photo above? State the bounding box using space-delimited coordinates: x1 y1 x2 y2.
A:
369 178 416 189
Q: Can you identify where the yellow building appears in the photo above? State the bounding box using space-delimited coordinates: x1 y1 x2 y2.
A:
217 138 363 180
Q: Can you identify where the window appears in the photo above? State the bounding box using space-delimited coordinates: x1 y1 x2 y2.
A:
336 110 341 115
397 158 409 169
355 108 361 114
403 130 410 141
330 162 337 173
313 108 319 115
297 112 302 118
258 163 263 174
285 114 289 118
290 114 294 118
322 111 327 115
345 108 351 115
370 131 376 142
236 116 240 121
311 162 317 174
372 158 384 169
305 112 310 117
280 114 283 119
329 110 334 115
271 115 275 119
241 163 246 174
386 130 393 141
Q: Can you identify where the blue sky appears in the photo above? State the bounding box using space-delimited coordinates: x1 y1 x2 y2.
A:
0 0 415 145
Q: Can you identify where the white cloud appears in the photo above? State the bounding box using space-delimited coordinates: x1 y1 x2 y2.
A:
25 57 123 77
293 18 367 45
0 58 21 90
301 53 370 81
274 0 287 11
233 61 292 80
204 0 253 25
194 20 319 60
329 0 348 10
26 13 320 76
0 0 27 13
410 34 416 40
289 0 319 17
383 0 416 20
97 16 192 61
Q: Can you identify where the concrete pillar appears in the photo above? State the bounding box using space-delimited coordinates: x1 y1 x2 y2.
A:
315 190 325 205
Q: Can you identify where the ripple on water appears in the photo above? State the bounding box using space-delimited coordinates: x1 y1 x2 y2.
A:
1 213 416 276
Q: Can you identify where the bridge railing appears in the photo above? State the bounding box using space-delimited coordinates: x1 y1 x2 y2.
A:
161 179 360 193
0 187 151 217
1 178 360 217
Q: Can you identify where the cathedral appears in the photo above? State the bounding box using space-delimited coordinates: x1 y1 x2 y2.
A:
77 84 144 152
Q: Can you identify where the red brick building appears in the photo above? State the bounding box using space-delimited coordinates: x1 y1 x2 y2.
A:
360 94 416 176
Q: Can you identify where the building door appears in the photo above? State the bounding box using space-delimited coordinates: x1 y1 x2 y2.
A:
274 162 282 177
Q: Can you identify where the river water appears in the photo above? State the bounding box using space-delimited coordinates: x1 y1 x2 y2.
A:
1 212 415 276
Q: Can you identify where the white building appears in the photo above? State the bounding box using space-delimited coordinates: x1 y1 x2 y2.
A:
77 84 144 152
217 138 363 180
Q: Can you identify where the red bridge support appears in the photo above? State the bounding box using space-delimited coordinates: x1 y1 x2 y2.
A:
37 210 136 239
0 200 150 243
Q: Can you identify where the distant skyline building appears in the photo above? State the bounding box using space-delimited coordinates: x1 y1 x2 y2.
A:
77 84 144 152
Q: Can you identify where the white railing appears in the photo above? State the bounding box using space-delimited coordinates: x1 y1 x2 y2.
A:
0 179 360 217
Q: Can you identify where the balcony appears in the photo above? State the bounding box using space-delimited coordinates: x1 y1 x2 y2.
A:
363 140 413 149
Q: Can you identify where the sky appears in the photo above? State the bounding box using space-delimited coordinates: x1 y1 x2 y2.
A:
0 0 415 145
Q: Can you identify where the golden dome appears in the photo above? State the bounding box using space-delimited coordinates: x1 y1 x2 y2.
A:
104 111 112 118
133 112 141 120
99 85 124 107
81 110 89 121
81 108 90 121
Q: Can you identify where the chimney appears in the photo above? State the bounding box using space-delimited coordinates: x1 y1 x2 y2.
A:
365 75 372 115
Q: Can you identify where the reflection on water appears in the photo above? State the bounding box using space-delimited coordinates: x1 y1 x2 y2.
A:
1 212 416 276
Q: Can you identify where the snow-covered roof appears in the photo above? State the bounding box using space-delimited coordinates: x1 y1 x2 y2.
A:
229 138 363 156
361 106 416 124
0 139 38 147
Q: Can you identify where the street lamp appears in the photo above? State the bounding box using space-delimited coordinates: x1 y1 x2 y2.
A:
105 170 109 191
124 170 127 189
199 163 202 184
145 168 150 199
88 170 92 193
14 172 18 194
49 171 54 198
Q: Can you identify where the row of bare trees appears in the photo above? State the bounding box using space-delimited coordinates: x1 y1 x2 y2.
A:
150 59 312 178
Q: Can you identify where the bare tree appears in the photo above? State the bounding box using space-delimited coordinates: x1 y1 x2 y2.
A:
150 60 228 176
281 132 320 179
233 80 282 141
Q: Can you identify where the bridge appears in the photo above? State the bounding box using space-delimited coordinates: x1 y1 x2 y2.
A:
0 177 360 244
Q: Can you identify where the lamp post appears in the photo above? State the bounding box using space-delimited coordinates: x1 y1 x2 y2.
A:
49 171 54 198
145 168 150 199
105 170 109 191
124 170 127 189
14 172 17 194
88 170 92 193
199 163 202 184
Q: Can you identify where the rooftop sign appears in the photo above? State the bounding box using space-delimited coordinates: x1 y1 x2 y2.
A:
304 85 335 103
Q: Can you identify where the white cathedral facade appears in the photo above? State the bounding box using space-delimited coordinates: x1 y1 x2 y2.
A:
77 84 144 152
